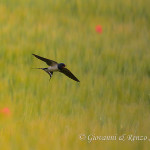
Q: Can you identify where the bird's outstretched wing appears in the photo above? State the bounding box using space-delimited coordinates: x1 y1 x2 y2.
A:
60 68 80 82
32 54 57 66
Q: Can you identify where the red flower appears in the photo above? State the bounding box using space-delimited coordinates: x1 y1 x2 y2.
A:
96 25 102 34
1 107 11 116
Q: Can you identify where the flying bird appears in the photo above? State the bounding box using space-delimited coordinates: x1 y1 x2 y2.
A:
32 54 80 82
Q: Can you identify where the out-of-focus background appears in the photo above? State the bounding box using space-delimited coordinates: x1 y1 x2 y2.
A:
0 0 150 149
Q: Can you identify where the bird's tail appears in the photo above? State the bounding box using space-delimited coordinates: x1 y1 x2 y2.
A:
32 68 43 69
31 68 47 70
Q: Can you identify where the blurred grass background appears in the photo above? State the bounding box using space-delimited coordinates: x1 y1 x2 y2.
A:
0 0 150 149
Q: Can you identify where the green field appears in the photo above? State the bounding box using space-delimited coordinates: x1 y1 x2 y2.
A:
0 0 150 149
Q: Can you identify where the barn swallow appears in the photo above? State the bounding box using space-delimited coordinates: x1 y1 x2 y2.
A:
32 54 80 82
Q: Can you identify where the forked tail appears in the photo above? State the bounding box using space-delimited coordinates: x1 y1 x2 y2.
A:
32 68 47 70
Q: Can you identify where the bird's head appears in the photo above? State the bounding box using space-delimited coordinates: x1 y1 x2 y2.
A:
58 63 66 70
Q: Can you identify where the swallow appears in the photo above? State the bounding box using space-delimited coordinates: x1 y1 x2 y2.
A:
32 54 80 82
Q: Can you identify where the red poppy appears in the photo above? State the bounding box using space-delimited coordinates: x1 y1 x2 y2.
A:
96 25 102 34
1 107 11 116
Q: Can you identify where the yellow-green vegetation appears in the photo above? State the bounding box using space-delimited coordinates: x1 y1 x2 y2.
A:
0 0 150 149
